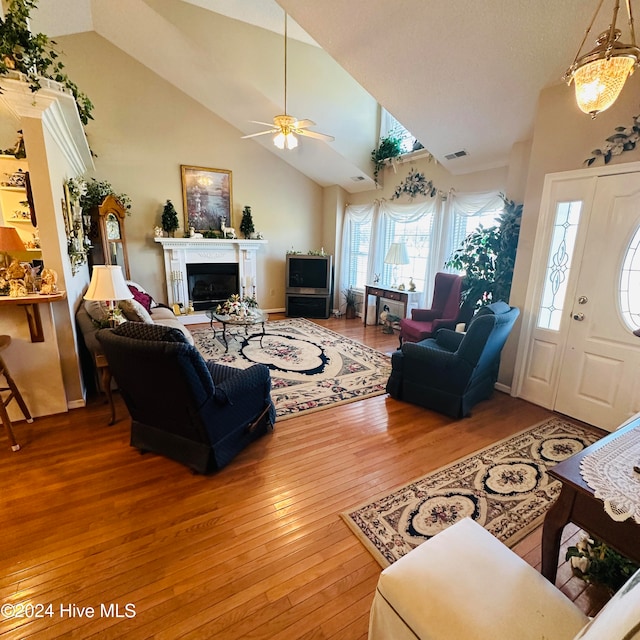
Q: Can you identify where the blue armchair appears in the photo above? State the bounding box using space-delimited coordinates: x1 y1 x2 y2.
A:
387 301 519 418
96 322 276 473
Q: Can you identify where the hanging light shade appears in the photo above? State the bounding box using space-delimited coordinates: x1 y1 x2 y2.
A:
564 0 640 118
272 115 298 149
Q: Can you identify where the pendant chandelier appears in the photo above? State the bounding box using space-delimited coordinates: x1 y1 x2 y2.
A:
564 0 640 118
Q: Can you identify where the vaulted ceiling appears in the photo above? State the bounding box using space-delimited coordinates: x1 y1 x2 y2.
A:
29 0 626 192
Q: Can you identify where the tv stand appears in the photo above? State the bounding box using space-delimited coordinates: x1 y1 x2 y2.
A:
285 253 333 319
286 294 331 319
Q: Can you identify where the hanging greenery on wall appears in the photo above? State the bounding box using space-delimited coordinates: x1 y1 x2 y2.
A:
0 0 94 125
371 134 403 184
391 168 442 200
585 112 640 166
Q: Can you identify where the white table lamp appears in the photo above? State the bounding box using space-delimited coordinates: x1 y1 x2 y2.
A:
384 242 410 288
84 265 133 326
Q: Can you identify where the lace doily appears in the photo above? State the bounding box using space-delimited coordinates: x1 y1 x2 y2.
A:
580 426 640 524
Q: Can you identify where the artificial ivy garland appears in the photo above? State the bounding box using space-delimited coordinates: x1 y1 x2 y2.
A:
585 112 640 166
391 168 442 200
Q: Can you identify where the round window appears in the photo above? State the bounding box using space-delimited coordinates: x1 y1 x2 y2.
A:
620 225 640 331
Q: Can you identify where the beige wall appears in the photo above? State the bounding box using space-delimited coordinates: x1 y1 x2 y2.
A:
46 32 325 312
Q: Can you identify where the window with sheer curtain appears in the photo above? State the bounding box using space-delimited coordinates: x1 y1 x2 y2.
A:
340 192 505 309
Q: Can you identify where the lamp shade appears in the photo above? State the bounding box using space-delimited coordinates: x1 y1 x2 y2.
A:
0 226 26 252
84 265 133 302
384 242 410 265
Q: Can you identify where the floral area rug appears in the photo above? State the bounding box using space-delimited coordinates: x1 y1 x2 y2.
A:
190 317 391 421
341 417 603 567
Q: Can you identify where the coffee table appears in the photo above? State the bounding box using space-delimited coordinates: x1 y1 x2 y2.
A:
206 309 268 352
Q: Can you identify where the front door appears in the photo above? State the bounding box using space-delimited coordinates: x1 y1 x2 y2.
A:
554 173 640 429
516 167 640 431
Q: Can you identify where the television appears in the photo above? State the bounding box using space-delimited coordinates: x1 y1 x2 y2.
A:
286 254 333 295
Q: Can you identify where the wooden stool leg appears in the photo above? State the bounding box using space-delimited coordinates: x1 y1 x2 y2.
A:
0 354 33 452
0 397 20 452
1 359 33 422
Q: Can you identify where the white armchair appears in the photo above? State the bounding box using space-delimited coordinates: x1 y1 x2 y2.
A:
368 517 640 640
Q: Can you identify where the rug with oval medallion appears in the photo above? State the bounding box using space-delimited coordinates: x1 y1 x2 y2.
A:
341 417 603 567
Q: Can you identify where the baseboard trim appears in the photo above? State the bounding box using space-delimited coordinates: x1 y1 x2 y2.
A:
495 382 511 395
68 399 86 410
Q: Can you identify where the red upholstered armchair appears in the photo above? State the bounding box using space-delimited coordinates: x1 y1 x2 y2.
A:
399 272 463 346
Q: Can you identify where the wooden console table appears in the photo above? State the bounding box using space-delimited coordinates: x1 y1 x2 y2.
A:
363 284 420 326
541 418 640 583
0 291 66 342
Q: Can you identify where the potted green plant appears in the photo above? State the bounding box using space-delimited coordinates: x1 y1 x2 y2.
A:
0 0 94 125
343 288 359 319
161 199 179 237
444 196 522 323
566 534 639 594
371 134 403 184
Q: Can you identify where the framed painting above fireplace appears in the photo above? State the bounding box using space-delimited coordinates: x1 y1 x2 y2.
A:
181 165 233 233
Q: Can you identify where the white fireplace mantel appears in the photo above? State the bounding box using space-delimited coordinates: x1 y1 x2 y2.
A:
154 237 267 321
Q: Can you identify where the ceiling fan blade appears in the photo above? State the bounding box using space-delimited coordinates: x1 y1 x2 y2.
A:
241 129 277 139
294 119 316 129
249 120 278 127
296 129 335 142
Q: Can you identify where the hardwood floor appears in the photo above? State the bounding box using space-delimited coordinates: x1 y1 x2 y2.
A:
0 315 609 639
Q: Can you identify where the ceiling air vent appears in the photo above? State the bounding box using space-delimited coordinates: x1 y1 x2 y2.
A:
444 149 469 160
351 176 366 182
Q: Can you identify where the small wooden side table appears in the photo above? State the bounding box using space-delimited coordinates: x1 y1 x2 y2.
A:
541 418 640 583
363 284 420 326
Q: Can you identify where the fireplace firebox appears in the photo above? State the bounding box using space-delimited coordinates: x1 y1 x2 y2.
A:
187 263 239 311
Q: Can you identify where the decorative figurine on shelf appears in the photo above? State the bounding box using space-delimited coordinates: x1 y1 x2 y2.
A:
398 283 406 291
380 307 401 334
6 259 25 281
23 263 40 293
9 278 27 297
409 277 416 292
154 226 164 238
221 223 237 239
40 268 58 295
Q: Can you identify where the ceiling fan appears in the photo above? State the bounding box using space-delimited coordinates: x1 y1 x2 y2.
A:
242 13 334 150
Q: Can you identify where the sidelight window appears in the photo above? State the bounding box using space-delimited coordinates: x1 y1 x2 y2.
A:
537 201 582 331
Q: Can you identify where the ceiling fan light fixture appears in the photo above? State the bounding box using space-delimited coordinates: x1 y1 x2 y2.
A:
564 0 640 118
243 13 334 148
285 132 298 149
273 131 286 149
